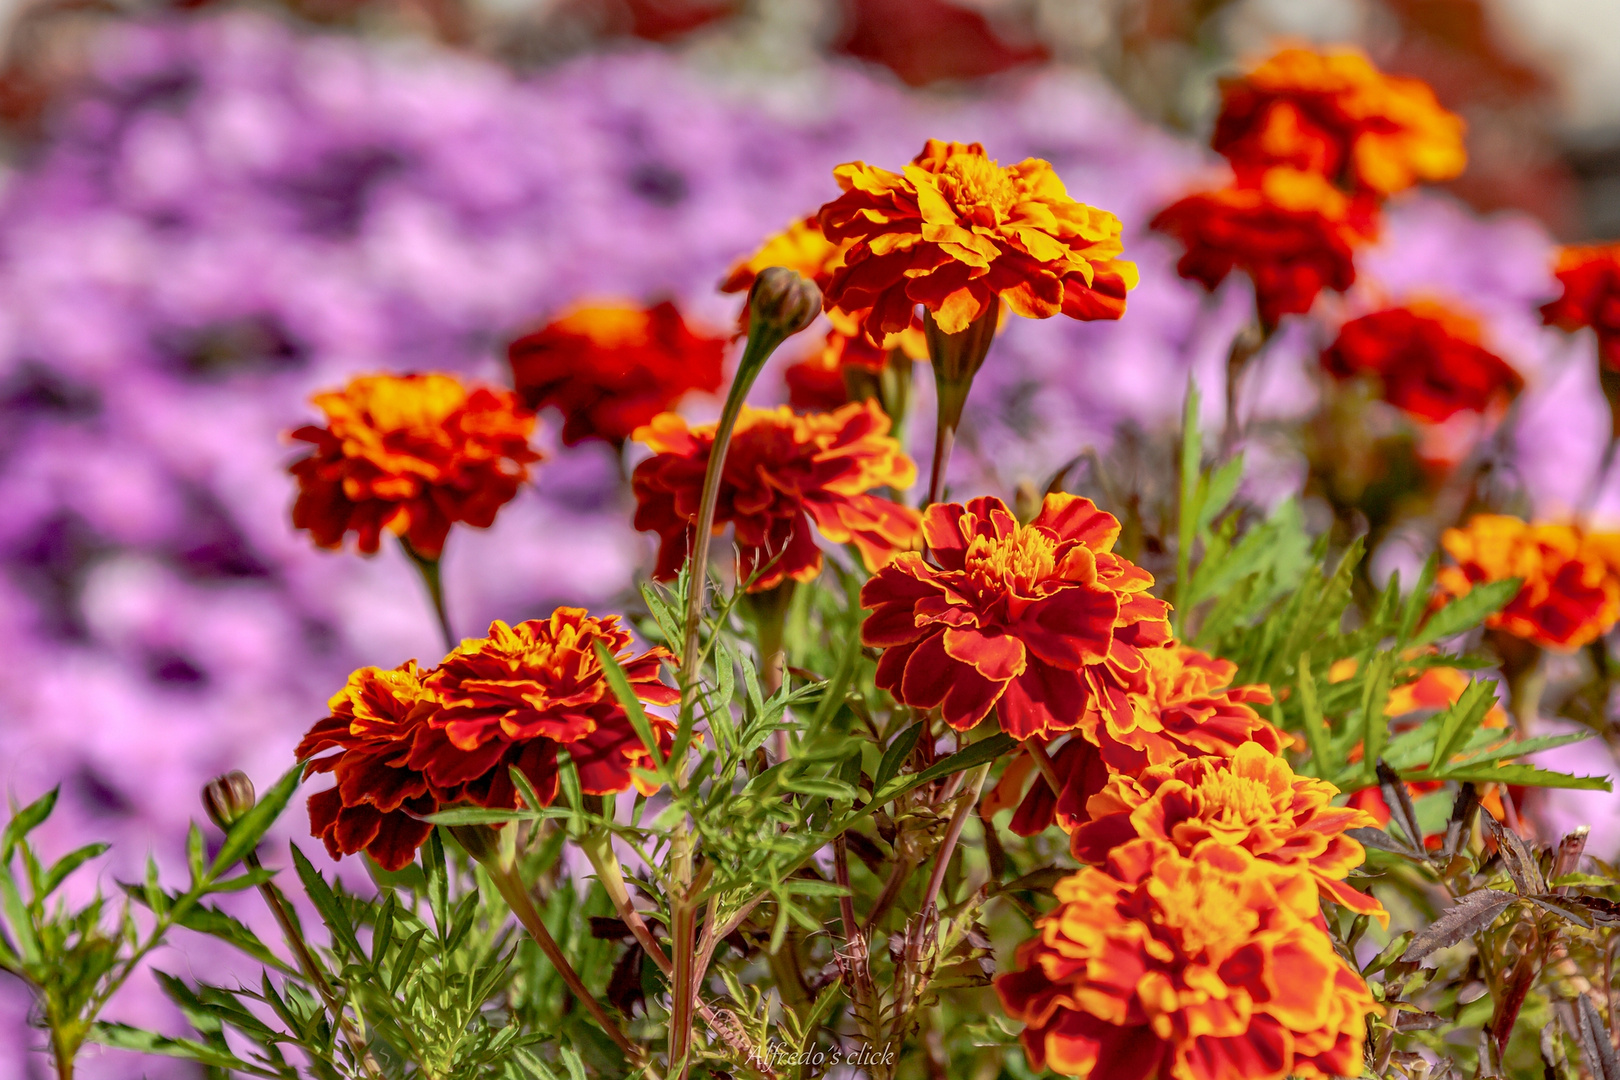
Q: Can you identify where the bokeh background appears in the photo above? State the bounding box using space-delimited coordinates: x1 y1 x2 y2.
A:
4 0 1620 1073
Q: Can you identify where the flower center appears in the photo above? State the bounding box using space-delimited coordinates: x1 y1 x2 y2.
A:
1149 867 1260 959
1195 770 1281 829
963 524 1058 595
937 155 1019 225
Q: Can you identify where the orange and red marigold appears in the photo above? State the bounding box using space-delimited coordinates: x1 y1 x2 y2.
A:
296 609 676 871
1151 167 1376 330
817 139 1137 344
861 493 1171 740
1542 243 1620 371
632 400 922 591
1212 45 1466 197
288 372 541 560
1073 742 1385 924
995 838 1376 1080
987 643 1284 836
507 301 726 446
1437 514 1620 651
1321 303 1522 423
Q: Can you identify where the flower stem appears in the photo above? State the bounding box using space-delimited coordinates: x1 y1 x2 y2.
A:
1024 739 1063 796
484 859 639 1060
921 303 999 508
400 538 455 653
1219 321 1272 456
917 762 991 919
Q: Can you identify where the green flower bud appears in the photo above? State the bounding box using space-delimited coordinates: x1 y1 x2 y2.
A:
202 771 256 831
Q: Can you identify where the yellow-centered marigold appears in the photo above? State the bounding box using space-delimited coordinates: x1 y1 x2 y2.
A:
818 139 1137 343
995 838 1376 1080
288 373 540 559
1436 515 1620 650
1073 742 1385 925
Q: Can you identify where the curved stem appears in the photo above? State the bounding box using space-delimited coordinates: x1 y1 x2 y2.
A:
401 538 455 653
486 862 639 1060
917 763 991 919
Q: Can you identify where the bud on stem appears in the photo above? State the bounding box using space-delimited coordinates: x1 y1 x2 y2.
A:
202 771 256 831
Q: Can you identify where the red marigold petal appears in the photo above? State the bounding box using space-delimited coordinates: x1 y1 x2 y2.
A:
1019 586 1119 668
899 631 956 712
941 625 1027 682
998 663 1085 739
366 812 434 872
1032 493 1121 551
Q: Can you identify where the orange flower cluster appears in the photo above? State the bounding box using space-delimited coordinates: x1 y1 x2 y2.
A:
861 493 1172 739
632 400 922 591
1073 742 1385 924
1437 515 1620 651
1321 303 1522 423
987 644 1286 837
289 373 541 560
816 139 1137 343
1212 46 1466 196
506 301 726 446
297 609 676 870
1155 46 1463 329
1542 243 1620 371
996 839 1376 1080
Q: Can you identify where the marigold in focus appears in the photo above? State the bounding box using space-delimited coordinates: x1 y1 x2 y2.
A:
1541 243 1620 371
861 493 1172 739
297 610 678 871
507 301 726 446
1321 303 1521 422
987 643 1284 836
1213 45 1466 196
817 139 1138 343
1073 742 1385 924
1437 515 1620 650
995 838 1376 1080
1151 167 1376 329
426 610 678 795
288 373 541 559
632 400 922 591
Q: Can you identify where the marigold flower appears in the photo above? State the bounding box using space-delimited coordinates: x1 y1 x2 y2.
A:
297 661 541 871
1073 742 1385 924
986 643 1283 836
817 139 1138 343
632 400 921 591
1321 303 1520 423
297 611 677 871
288 373 541 559
784 330 888 412
995 838 1376 1080
1437 515 1620 650
1542 243 1620 371
425 610 679 795
507 301 726 446
1213 45 1466 196
861 493 1171 739
1150 167 1376 329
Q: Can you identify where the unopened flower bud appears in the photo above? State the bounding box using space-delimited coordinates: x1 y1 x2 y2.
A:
446 822 505 867
202 771 256 831
748 266 821 340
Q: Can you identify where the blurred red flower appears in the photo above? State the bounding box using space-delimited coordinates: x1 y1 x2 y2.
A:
632 400 921 591
288 372 540 559
833 0 1047 88
1151 167 1376 329
1437 515 1620 651
1542 243 1620 370
860 493 1171 739
507 301 726 446
1213 45 1466 196
1321 303 1521 422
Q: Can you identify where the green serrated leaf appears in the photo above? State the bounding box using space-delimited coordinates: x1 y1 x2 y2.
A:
1412 578 1520 648
1 786 58 863
289 842 362 959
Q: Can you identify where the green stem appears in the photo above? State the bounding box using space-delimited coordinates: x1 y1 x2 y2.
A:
400 538 455 652
921 304 998 508
485 861 638 1060
917 762 991 919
